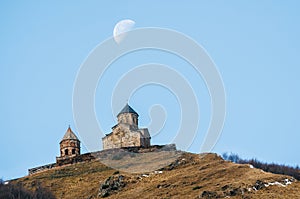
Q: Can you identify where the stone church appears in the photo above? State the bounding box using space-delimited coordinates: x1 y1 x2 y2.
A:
55 103 151 161
29 104 153 175
102 103 151 149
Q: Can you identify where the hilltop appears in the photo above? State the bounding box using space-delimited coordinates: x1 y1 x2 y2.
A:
5 150 300 198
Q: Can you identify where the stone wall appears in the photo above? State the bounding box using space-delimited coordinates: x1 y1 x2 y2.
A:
102 130 141 149
29 153 95 175
28 163 56 175
118 113 138 127
59 139 80 157
103 123 151 150
28 144 176 175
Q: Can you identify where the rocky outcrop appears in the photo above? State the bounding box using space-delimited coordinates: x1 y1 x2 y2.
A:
98 175 126 198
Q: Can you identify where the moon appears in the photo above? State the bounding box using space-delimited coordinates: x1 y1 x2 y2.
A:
113 19 135 44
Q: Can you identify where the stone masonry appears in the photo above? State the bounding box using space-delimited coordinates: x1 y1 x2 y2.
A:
56 126 80 162
28 104 155 175
102 104 151 149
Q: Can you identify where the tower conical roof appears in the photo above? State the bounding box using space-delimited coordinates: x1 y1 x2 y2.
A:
62 126 79 140
117 103 138 116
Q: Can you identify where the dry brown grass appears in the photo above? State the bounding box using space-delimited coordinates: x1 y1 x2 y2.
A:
12 152 300 198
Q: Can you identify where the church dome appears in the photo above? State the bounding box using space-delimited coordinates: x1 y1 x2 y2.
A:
117 103 139 116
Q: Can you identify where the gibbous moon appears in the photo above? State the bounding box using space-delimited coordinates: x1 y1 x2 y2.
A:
113 19 135 44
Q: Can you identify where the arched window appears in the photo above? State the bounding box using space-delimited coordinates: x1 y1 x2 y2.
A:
65 149 69 155
72 149 76 154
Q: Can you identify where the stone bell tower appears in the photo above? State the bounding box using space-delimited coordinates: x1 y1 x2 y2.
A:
56 126 80 162
117 103 139 128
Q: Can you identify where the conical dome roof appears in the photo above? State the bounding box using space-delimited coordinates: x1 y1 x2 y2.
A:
117 103 139 116
62 126 79 140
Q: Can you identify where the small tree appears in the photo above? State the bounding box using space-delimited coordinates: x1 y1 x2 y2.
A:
222 152 300 180
222 153 228 161
222 152 240 163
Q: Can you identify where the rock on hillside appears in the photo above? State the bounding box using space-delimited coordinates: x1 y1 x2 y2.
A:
10 151 300 198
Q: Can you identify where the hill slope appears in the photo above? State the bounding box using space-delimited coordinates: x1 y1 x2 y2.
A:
11 151 300 198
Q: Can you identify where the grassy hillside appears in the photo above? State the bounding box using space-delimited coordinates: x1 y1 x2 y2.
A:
9 151 300 198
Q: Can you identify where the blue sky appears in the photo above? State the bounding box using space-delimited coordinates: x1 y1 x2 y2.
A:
1 1 300 180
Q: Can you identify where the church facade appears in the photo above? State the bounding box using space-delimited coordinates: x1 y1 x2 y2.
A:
102 103 151 149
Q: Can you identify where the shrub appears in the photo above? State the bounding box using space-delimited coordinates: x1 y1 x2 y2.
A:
113 171 120 175
0 180 56 199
